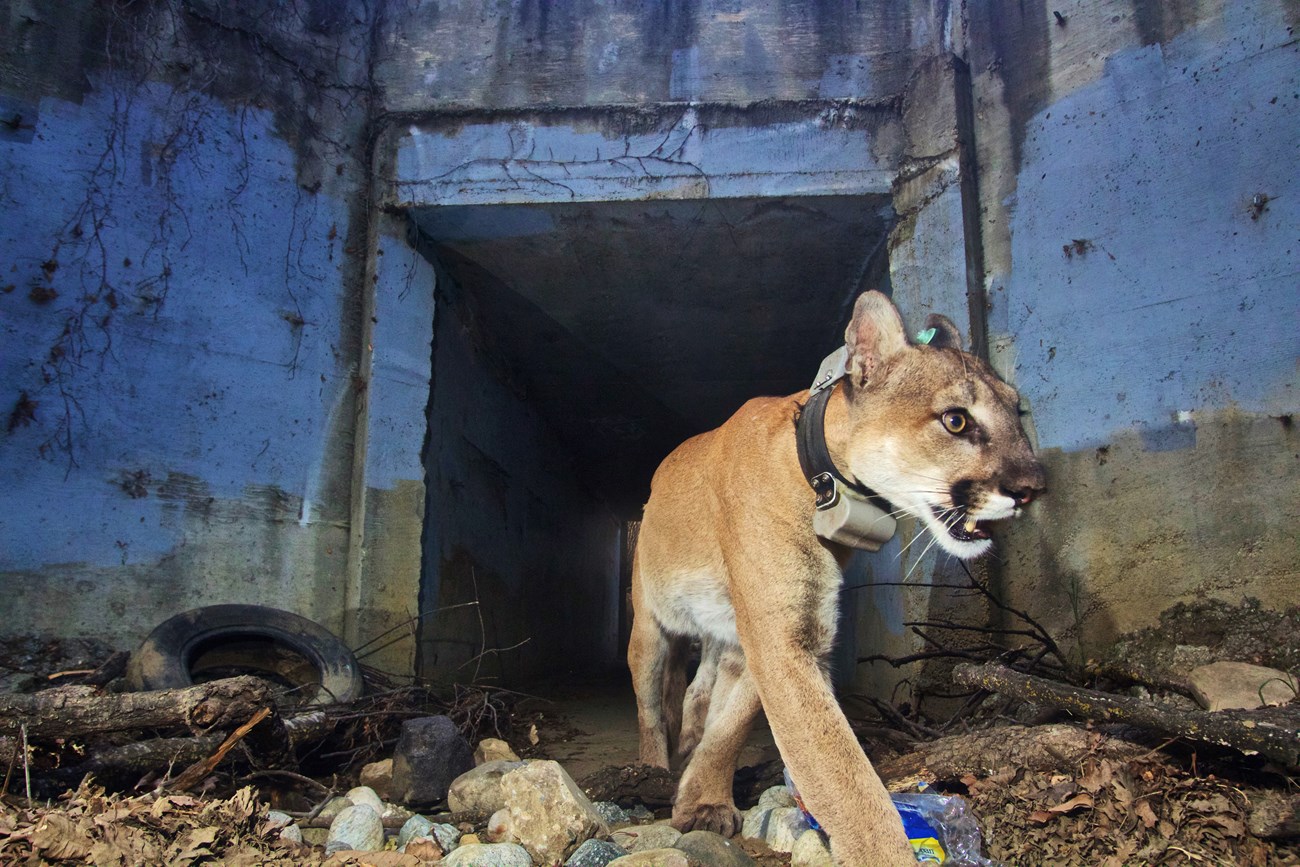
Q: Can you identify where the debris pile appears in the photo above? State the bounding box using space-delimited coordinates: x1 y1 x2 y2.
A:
1 596 1298 865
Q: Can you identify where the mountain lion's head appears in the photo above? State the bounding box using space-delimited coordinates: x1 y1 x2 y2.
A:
839 291 1046 559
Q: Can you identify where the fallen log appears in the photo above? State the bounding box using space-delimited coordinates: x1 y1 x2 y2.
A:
0 675 274 740
875 723 1150 783
952 662 1300 768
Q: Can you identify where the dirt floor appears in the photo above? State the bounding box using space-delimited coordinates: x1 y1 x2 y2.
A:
527 681 779 781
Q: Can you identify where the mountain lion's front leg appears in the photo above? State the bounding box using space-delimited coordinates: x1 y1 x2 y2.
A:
730 551 916 867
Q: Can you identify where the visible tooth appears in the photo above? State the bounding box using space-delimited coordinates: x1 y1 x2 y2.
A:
964 516 978 533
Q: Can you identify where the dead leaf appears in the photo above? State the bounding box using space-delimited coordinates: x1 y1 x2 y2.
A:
30 813 94 860
1135 799 1159 829
528 723 539 745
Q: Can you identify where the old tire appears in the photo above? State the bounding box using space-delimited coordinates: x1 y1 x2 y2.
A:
126 604 363 707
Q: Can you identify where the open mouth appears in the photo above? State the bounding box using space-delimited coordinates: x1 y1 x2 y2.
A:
934 506 992 543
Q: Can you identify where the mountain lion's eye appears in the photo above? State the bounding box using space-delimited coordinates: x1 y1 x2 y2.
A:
940 409 969 434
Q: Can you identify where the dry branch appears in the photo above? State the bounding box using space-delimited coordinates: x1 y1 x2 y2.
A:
164 706 273 792
0 675 273 740
953 662 1300 768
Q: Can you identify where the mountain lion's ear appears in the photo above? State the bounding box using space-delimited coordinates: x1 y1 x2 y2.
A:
923 314 964 351
844 291 908 388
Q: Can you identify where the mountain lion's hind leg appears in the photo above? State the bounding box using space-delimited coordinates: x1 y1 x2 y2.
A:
629 573 684 769
671 646 758 837
676 637 720 765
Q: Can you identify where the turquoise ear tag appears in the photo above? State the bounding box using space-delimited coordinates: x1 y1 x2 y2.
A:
915 327 937 345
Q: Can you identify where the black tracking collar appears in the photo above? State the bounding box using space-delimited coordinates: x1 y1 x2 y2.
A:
795 380 895 514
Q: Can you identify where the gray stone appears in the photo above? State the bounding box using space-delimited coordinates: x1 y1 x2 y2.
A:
763 806 810 854
756 786 795 811
448 759 528 814
501 760 610 863
565 838 628 867
593 801 631 826
443 842 534 867
739 806 773 841
279 824 304 844
265 810 294 829
790 829 833 867
675 830 756 867
608 849 690 867
301 827 329 846
1188 661 1298 711
432 822 462 852
345 785 385 816
611 823 681 853
326 803 384 853
398 814 435 848
626 805 654 821
315 795 353 824
391 715 475 806
383 802 416 825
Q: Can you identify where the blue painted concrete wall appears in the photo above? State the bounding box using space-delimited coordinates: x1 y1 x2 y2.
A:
1005 5 1296 453
972 0 1299 650
0 0 376 654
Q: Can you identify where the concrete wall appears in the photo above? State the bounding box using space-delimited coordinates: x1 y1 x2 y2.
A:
376 0 954 109
5 0 1289 696
0 0 381 657
421 275 622 682
968 0 1299 659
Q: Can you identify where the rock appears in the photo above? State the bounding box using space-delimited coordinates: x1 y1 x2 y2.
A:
607 849 690 867
476 737 521 764
626 805 654 821
404 836 444 861
431 823 462 852
391 716 476 806
385 803 417 826
790 829 833 867
566 838 628 867
486 808 515 843
346 785 386 816
1247 791 1300 840
448 760 528 814
500 760 610 863
442 842 533 867
327 804 385 854
763 806 810 854
756 786 795 811
399 815 436 849
302 827 330 846
675 830 756 867
324 853 422 867
611 823 681 852
317 795 355 823
739 806 772 840
265 810 294 829
279 824 304 844
593 801 631 826
1188 661 1298 711
460 834 482 846
361 758 396 799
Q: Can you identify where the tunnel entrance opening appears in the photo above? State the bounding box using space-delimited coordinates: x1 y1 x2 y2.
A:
409 194 896 686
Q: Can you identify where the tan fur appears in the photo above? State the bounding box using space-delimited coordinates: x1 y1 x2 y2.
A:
628 291 1045 866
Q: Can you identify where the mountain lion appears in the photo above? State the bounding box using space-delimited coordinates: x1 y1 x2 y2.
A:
629 290 1045 865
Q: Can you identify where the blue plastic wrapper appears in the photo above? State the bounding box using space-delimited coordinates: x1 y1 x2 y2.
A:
784 769 1001 866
